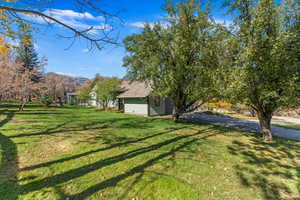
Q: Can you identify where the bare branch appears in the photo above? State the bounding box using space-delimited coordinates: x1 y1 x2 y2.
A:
0 5 119 50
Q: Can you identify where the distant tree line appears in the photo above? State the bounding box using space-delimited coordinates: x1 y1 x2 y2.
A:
0 30 83 110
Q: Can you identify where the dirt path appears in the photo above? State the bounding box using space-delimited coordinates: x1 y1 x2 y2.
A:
184 112 300 141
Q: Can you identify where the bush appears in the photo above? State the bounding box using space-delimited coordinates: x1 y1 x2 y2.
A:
41 94 53 107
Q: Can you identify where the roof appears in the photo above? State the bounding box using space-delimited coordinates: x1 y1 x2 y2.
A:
117 81 153 98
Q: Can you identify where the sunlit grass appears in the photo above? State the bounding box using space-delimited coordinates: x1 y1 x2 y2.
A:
0 104 299 200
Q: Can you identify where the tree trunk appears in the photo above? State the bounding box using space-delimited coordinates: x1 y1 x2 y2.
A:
249 109 256 117
172 106 181 122
257 110 273 141
19 99 26 111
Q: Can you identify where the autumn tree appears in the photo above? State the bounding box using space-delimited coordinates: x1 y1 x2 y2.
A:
123 0 225 121
0 36 44 110
0 36 15 101
14 64 44 110
221 0 300 140
45 72 77 102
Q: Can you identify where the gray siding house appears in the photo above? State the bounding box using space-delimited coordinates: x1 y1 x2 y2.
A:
117 81 173 116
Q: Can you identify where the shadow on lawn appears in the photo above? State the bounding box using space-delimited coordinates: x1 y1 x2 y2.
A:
19 127 220 199
6 104 298 199
20 127 188 171
69 138 199 200
8 116 163 139
0 111 19 200
227 137 300 199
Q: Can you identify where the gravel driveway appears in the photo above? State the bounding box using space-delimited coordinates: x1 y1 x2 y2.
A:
183 112 300 141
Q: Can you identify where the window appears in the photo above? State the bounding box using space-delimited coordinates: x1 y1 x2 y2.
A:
154 97 160 107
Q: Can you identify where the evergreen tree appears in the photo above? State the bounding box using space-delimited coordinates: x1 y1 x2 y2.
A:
15 23 43 83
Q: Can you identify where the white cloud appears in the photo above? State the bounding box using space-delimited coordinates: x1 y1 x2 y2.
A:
82 48 89 53
54 72 76 77
214 19 233 27
129 22 148 28
21 9 107 34
129 21 169 29
44 9 103 21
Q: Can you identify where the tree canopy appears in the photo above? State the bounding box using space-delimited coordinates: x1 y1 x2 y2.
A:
15 25 44 83
220 0 300 140
123 0 226 121
96 77 121 109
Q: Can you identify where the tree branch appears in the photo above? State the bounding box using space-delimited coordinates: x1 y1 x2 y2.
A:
0 5 119 50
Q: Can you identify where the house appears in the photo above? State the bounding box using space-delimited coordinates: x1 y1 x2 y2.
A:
66 92 79 104
86 80 173 116
89 84 119 109
66 92 89 105
89 86 98 107
117 81 173 116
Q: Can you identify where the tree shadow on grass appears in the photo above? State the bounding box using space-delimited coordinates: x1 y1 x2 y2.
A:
8 117 165 139
227 137 300 200
18 127 219 198
0 111 14 127
20 127 188 171
0 112 19 200
0 105 227 199
69 138 199 200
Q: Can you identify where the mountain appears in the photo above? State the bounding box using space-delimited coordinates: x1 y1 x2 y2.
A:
74 77 89 85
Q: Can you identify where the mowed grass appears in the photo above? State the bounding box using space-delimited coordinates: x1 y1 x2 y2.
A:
0 104 299 200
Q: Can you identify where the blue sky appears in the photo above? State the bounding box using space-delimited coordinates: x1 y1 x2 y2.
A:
28 0 229 79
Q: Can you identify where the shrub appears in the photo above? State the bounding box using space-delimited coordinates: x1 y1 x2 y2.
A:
41 94 53 107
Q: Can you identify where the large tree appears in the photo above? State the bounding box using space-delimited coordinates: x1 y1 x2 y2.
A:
123 0 225 121
221 0 300 140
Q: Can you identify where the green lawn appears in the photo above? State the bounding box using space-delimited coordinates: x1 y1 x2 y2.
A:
0 104 299 200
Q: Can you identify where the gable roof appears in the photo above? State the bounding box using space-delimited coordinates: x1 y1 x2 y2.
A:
117 81 152 98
